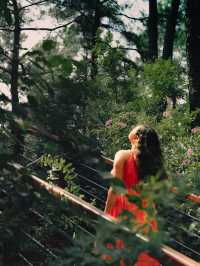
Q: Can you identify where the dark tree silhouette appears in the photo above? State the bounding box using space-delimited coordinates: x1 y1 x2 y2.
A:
162 0 180 60
148 0 158 61
186 0 200 126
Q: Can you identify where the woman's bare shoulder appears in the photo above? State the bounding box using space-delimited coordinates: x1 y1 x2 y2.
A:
111 150 131 179
114 149 131 161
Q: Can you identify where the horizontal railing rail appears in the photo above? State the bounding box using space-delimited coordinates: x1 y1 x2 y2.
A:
10 162 200 266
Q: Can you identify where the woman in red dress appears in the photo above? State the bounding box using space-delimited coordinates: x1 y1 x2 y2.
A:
104 124 167 266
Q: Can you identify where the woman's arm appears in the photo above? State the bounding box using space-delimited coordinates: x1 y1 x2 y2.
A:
104 150 128 213
104 186 118 213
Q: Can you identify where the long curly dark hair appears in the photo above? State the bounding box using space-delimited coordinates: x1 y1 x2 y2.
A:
132 125 167 181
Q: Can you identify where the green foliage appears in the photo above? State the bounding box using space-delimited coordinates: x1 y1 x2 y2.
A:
84 31 141 138
93 31 138 104
0 161 93 265
0 126 13 167
21 38 101 162
0 0 12 25
42 39 57 51
144 59 185 100
0 165 37 264
62 25 82 56
157 108 200 191
40 154 80 194
47 55 73 75
93 106 155 157
94 222 163 265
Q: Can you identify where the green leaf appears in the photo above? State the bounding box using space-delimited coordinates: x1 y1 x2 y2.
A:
42 39 57 51
61 58 73 75
128 195 140 205
110 178 124 188
48 55 73 75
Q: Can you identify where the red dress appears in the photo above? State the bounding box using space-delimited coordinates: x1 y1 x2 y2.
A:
106 151 139 218
105 152 160 266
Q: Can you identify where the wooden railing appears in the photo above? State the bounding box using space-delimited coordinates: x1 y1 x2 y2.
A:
11 162 200 266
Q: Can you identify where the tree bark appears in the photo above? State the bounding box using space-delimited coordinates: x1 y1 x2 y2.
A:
11 0 20 114
186 0 200 126
162 0 180 59
148 0 158 61
91 0 101 79
10 0 23 154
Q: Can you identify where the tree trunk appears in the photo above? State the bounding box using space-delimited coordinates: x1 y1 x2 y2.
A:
10 0 23 154
11 0 20 113
162 0 180 59
148 0 158 61
172 94 176 109
91 0 101 79
186 0 200 126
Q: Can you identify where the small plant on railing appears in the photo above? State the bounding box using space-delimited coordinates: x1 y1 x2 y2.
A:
40 154 80 195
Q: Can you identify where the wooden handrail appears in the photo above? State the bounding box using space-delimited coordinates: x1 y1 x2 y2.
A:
162 245 200 266
10 162 200 266
101 156 200 205
12 164 200 266
31 174 113 223
31 173 200 266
